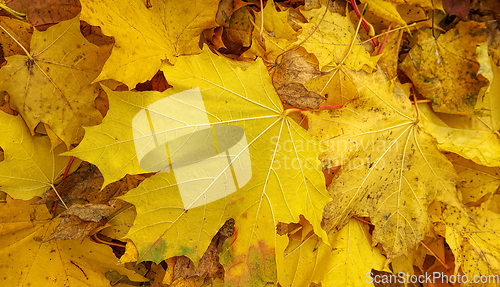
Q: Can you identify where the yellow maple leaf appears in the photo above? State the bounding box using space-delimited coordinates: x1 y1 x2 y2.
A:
419 105 500 167
0 16 110 148
400 21 489 115
444 206 500 286
418 49 500 167
0 196 147 286
66 47 331 285
241 0 297 62
359 0 407 26
297 7 378 72
79 0 219 88
306 68 464 259
0 112 72 200
278 217 387 286
446 153 500 206
0 16 31 57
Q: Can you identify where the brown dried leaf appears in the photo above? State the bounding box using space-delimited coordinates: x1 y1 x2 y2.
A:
272 51 326 109
44 214 104 241
2 0 81 28
36 161 153 205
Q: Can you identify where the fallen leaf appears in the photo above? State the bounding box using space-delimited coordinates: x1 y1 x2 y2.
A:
304 66 359 106
306 68 464 259
297 7 378 72
64 203 116 222
221 6 253 55
443 206 500 286
419 103 500 167
37 161 151 205
0 111 71 200
400 21 489 115
446 153 500 207
279 217 387 286
79 0 219 88
44 214 105 241
272 51 326 109
240 0 297 62
215 0 233 27
67 47 331 285
0 196 146 286
359 0 407 26
0 15 111 147
376 29 403 80
2 0 81 28
0 16 32 57
443 0 470 20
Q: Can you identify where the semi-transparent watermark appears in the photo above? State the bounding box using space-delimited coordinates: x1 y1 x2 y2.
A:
367 272 500 285
132 88 252 209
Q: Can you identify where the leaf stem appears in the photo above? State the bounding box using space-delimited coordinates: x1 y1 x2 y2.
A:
349 0 377 46
0 23 32 59
377 22 392 55
339 3 368 66
259 0 264 43
0 3 27 20
353 215 372 225
63 156 76 179
51 156 75 213
420 240 450 269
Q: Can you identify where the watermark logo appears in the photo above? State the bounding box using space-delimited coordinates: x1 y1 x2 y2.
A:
132 88 252 209
367 271 500 285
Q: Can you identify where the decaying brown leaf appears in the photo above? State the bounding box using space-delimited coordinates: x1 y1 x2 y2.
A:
272 51 326 109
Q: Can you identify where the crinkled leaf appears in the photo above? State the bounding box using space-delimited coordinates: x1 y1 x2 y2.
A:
400 21 488 115
306 68 464 259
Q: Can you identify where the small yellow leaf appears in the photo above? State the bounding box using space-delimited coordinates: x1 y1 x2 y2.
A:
298 7 378 71
279 217 387 286
0 112 71 200
240 0 297 62
446 153 500 206
419 104 500 167
359 0 407 26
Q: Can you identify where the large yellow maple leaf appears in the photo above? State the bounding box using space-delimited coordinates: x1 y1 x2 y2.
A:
0 16 110 147
306 68 465 259
79 0 219 88
66 48 331 285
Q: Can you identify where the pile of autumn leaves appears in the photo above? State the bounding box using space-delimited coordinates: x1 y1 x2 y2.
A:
0 0 500 286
